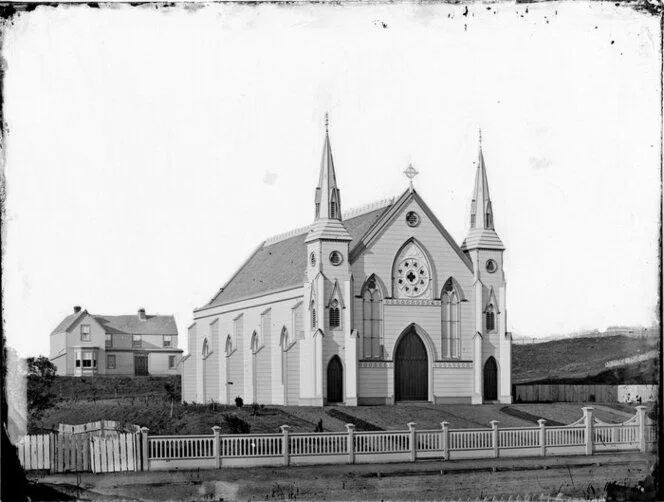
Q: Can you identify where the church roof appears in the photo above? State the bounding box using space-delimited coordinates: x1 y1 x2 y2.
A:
204 203 392 309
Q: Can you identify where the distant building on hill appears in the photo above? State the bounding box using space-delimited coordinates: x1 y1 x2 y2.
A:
49 306 183 377
181 119 512 406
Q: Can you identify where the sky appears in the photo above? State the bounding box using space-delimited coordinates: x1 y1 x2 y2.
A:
1 2 660 358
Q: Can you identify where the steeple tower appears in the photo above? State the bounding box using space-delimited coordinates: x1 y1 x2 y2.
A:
306 115 352 243
461 131 504 251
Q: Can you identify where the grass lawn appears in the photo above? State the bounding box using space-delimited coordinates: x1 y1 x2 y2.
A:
32 399 651 436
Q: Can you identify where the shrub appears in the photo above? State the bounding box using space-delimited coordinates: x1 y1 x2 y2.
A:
251 402 260 416
235 396 244 408
224 413 250 434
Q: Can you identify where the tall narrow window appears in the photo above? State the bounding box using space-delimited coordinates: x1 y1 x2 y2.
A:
329 300 340 328
107 354 116 369
105 333 112 348
441 279 461 359
362 276 383 359
311 301 317 329
225 335 232 356
202 338 209 358
330 200 337 218
81 325 91 342
486 305 495 332
250 331 259 353
168 355 176 369
470 214 476 228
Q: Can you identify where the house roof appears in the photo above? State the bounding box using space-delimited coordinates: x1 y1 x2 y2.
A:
51 311 178 336
204 203 392 309
93 315 178 336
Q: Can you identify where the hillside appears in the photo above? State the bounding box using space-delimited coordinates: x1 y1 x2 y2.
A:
512 334 659 385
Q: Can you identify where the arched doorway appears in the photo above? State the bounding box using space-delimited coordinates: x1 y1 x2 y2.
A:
395 328 428 401
327 356 343 404
483 357 498 401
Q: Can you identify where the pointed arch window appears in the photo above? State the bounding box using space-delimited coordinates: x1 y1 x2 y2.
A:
280 326 289 349
330 191 339 219
441 279 461 359
485 305 496 332
225 335 233 356
329 300 340 328
250 331 259 353
362 276 383 359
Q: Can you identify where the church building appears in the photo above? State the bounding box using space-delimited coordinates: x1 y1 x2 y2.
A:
181 118 512 406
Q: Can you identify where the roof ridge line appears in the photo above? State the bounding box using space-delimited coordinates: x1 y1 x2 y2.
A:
263 225 312 246
342 197 395 220
263 197 395 246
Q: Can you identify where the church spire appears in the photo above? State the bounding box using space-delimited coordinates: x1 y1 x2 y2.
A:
470 129 494 230
305 114 352 243
315 113 342 221
461 130 504 252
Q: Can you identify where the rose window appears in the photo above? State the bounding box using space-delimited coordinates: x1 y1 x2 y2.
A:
396 258 430 297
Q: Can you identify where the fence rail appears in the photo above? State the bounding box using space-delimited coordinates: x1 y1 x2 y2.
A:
15 406 656 473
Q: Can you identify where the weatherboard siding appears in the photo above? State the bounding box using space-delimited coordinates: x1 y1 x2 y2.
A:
359 367 393 399
433 367 473 397
286 342 300 405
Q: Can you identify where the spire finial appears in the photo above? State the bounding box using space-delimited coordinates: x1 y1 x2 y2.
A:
479 128 482 147
325 113 329 133
403 163 419 191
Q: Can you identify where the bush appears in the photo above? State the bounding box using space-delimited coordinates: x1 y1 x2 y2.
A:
224 413 250 434
251 402 260 416
235 396 244 408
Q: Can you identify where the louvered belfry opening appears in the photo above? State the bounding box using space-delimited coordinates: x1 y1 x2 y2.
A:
394 328 428 401
327 355 343 404
483 356 498 401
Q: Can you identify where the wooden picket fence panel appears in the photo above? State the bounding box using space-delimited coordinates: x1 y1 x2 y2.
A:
90 433 138 473
16 434 51 471
53 432 91 472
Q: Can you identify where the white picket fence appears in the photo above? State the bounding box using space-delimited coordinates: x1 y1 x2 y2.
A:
145 406 657 471
15 406 656 473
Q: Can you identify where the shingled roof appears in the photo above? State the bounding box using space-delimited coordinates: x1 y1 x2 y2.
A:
204 203 392 309
50 311 178 336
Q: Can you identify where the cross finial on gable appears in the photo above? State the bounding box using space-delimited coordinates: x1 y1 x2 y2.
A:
403 163 419 191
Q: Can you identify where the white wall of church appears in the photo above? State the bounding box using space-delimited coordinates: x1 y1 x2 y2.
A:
351 199 476 365
190 288 304 405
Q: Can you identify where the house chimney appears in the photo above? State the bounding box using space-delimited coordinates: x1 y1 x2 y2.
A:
74 306 81 314
138 308 146 320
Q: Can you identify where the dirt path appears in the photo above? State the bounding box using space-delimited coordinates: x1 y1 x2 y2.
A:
37 452 655 501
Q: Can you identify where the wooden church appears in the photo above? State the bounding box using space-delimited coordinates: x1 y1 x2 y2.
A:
181 118 512 406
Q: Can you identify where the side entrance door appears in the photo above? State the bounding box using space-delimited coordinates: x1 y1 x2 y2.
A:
134 355 148 376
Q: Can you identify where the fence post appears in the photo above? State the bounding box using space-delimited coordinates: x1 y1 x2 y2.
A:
582 407 593 456
538 419 547 457
280 425 291 466
346 424 355 465
440 422 449 461
490 421 499 458
636 406 647 453
211 426 221 468
140 427 150 471
408 422 417 462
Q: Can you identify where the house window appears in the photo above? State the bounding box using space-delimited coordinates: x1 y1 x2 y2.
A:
80 351 97 368
168 355 176 369
81 325 91 342
132 335 142 348
107 355 116 369
163 335 172 348
486 305 496 332
105 334 112 348
329 300 340 328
